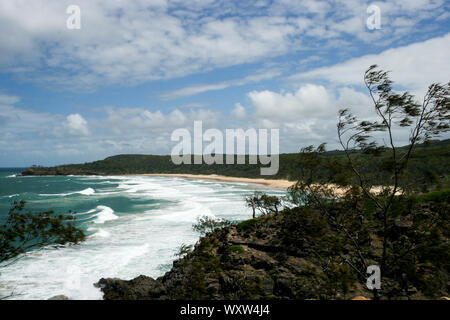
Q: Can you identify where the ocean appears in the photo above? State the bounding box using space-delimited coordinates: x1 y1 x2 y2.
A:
0 168 285 300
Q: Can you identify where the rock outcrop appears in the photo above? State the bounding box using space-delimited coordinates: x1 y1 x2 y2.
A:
95 208 370 300
95 197 449 300
47 295 69 300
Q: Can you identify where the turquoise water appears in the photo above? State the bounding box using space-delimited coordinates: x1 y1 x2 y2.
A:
0 169 285 300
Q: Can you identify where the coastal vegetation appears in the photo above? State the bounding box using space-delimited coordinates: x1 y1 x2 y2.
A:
97 66 449 300
98 189 449 300
2 66 448 300
192 216 233 236
0 201 85 298
21 142 450 192
0 201 85 266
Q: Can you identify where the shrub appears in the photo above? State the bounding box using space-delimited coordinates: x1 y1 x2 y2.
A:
236 219 259 232
229 245 245 254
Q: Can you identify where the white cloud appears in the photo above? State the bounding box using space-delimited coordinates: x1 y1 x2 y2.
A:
231 103 247 120
160 69 281 100
248 84 335 121
242 84 398 151
66 114 90 136
0 100 226 165
0 93 20 105
290 33 450 94
0 0 447 89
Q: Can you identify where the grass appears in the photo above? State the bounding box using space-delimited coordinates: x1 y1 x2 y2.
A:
236 219 259 232
229 245 245 254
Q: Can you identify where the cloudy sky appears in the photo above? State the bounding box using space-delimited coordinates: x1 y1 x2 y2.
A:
0 0 449 167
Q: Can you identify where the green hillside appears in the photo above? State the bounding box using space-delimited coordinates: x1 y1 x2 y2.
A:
22 139 450 189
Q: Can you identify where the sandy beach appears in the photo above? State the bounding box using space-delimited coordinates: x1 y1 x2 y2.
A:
139 174 296 189
138 174 395 196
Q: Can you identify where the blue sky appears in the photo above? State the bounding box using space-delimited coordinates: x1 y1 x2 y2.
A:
0 0 449 167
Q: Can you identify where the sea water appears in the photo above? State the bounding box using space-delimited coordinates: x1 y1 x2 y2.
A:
0 169 285 300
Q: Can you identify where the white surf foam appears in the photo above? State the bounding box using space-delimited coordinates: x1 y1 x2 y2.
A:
88 228 111 238
93 206 118 224
0 175 284 300
39 187 95 197
2 194 19 198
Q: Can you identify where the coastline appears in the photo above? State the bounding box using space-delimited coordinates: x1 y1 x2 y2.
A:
137 174 390 195
136 174 296 190
17 172 390 195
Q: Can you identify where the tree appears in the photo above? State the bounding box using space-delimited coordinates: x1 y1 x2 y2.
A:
192 215 232 236
289 65 449 299
245 192 281 218
0 200 86 266
245 192 260 218
337 65 449 273
175 243 193 258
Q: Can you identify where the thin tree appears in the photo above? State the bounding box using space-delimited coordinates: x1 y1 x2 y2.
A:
337 65 449 272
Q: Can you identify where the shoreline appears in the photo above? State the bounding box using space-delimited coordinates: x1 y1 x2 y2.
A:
136 174 390 195
136 174 296 190
17 173 390 195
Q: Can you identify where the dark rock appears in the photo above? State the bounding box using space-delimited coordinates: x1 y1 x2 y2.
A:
48 295 69 300
95 275 166 300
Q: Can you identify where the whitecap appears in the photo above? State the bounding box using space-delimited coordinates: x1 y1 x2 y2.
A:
93 206 118 224
78 188 95 196
88 228 111 238
0 175 285 300
39 188 95 197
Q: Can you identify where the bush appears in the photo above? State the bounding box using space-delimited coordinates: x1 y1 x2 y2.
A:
236 219 259 232
415 189 450 203
229 245 245 254
175 244 193 258
192 216 232 236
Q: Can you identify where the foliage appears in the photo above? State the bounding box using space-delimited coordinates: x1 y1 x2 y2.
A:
235 218 259 232
192 216 232 236
0 200 86 266
228 245 245 254
175 243 193 258
174 236 223 300
22 140 450 192
244 192 281 218
413 188 450 203
278 193 449 299
289 65 449 299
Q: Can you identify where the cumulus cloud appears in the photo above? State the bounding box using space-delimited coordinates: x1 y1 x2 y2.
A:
0 1 448 165
290 33 450 95
0 0 447 89
231 103 247 120
242 84 392 151
66 114 89 136
248 84 335 121
0 96 227 166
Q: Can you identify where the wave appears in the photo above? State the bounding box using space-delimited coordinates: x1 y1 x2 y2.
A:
6 174 17 178
87 227 111 238
0 175 285 300
1 194 19 199
39 188 95 197
93 206 118 224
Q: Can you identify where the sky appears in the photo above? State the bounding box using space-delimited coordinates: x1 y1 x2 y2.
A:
0 0 449 167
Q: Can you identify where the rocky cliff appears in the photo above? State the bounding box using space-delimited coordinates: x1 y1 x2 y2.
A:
95 195 449 300
95 207 370 300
